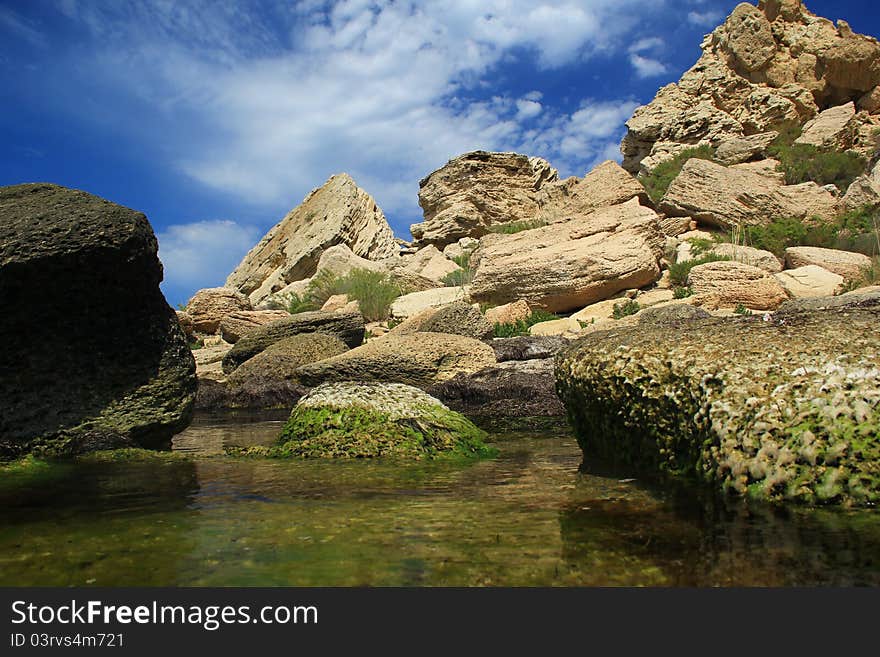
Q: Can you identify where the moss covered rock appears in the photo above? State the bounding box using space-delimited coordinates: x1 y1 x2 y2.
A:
240 382 495 460
555 294 880 506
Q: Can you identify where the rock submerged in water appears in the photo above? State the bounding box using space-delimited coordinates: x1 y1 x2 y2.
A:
234 382 494 460
0 183 197 458
555 294 880 506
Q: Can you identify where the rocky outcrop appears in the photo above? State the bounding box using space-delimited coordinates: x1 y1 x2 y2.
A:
795 102 858 148
0 183 196 458
688 260 789 309
249 382 493 460
784 245 872 280
411 151 558 248
492 335 570 362
227 333 349 387
227 174 398 305
555 294 880 506
218 310 291 343
294 332 497 388
774 265 844 297
186 287 252 334
710 243 784 272
390 287 467 319
484 300 532 326
176 311 195 339
536 161 651 222
714 132 779 165
389 302 493 340
660 158 839 229
621 0 880 174
222 309 365 373
468 199 663 312
397 245 461 282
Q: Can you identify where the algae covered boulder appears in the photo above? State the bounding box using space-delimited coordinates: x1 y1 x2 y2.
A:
0 183 197 458
555 295 880 506
248 382 494 459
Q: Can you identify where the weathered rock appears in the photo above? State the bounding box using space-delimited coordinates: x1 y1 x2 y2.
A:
412 151 558 248
555 297 880 506
320 294 352 312
255 382 493 460
468 199 663 312
389 302 493 340
660 158 839 229
711 243 784 272
784 246 873 281
723 3 777 73
795 102 857 148
294 332 497 388
714 132 778 165
484 300 532 326
390 287 467 319
222 309 365 373
176 311 194 339
398 245 461 282
186 287 252 334
0 183 196 457
775 289 880 314
688 260 789 309
529 317 582 336
841 174 880 210
536 161 651 222
227 174 398 304
774 265 844 297
193 343 232 382
674 229 716 264
637 304 711 325
218 310 291 344
429 359 565 417
492 336 570 362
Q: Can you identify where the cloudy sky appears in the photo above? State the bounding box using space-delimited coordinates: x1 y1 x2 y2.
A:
1 0 877 305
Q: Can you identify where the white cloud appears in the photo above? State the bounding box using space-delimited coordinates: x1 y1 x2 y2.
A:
687 10 723 27
628 37 664 54
157 220 262 298
630 53 669 78
516 99 543 120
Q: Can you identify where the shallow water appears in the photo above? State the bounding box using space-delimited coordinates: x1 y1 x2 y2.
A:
1 412 878 586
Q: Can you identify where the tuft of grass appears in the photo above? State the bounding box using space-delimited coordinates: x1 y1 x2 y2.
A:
668 253 732 287
285 292 319 315
441 252 475 287
612 299 640 319
743 216 841 257
686 237 716 257
303 268 406 322
733 303 752 316
492 309 560 337
767 125 867 192
673 286 694 299
486 218 548 235
641 145 716 204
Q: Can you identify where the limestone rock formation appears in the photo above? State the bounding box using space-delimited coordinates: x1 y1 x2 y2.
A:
0 183 196 457
710 243 784 272
186 287 252 334
536 161 651 222
774 264 844 297
390 287 467 319
227 174 398 305
687 260 790 309
468 199 663 312
397 245 461 282
484 300 532 326
491 336 570 362
218 310 291 344
227 333 349 388
389 301 494 341
621 0 880 174
555 293 880 506
784 245 873 281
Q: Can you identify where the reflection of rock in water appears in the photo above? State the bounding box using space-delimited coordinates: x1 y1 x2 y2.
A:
172 411 288 455
558 492 880 586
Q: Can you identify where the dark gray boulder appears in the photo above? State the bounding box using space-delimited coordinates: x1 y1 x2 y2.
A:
0 183 197 457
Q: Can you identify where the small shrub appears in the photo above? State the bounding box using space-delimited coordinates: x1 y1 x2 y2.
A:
733 303 752 316
612 299 640 319
305 269 342 309
642 145 716 204
686 237 716 257
487 219 548 235
188 338 204 350
492 309 560 337
286 292 319 314
743 216 838 257
441 252 475 287
673 286 694 299
668 253 732 287
767 125 867 192
306 268 405 322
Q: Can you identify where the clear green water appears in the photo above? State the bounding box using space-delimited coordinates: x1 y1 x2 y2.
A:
1 412 878 586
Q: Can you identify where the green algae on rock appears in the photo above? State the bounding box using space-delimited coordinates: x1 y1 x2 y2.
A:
232 382 495 460
555 296 880 506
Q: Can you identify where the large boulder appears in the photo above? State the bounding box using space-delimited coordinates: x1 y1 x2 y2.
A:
294 332 497 388
186 287 252 334
710 243 783 272
687 260 789 310
536 161 651 222
397 245 461 282
222 309 364 373
0 183 196 458
784 246 873 281
660 158 839 229
774 265 844 297
218 310 291 343
226 174 398 305
468 199 663 312
795 102 857 149
389 302 493 340
555 296 880 506
250 382 493 460
227 333 349 386
492 335 570 362
390 286 467 319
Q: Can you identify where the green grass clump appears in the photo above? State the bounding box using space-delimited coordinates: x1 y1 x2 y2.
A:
642 145 716 204
673 286 694 299
612 299 640 319
668 253 732 287
486 219 548 235
306 268 406 322
733 303 752 316
767 126 867 192
743 216 838 257
285 292 319 314
492 309 561 337
441 252 475 287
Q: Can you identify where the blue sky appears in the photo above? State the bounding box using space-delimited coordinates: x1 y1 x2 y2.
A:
2 0 878 306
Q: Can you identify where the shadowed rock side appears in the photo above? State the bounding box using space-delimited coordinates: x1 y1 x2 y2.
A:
0 183 197 457
555 298 880 506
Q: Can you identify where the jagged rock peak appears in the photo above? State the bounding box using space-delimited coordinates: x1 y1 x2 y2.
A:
226 173 398 305
621 0 880 175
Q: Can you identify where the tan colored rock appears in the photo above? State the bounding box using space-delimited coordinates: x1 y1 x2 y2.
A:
570 298 622 323
468 199 663 313
730 158 786 182
675 230 716 264
715 132 778 165
176 310 194 339
442 237 479 261
390 287 467 319
660 158 839 229
857 86 880 114
820 26 880 93
398 245 461 282
634 288 677 306
795 102 856 148
774 265 844 297
484 300 532 326
784 246 873 281
186 287 252 334
536 161 650 222
687 261 789 310
294 332 497 388
723 3 776 73
226 174 398 304
193 343 233 382
711 243 783 272
389 302 493 340
759 0 803 23
841 175 880 210
529 317 582 336
411 151 558 248
320 294 351 312
218 310 291 344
